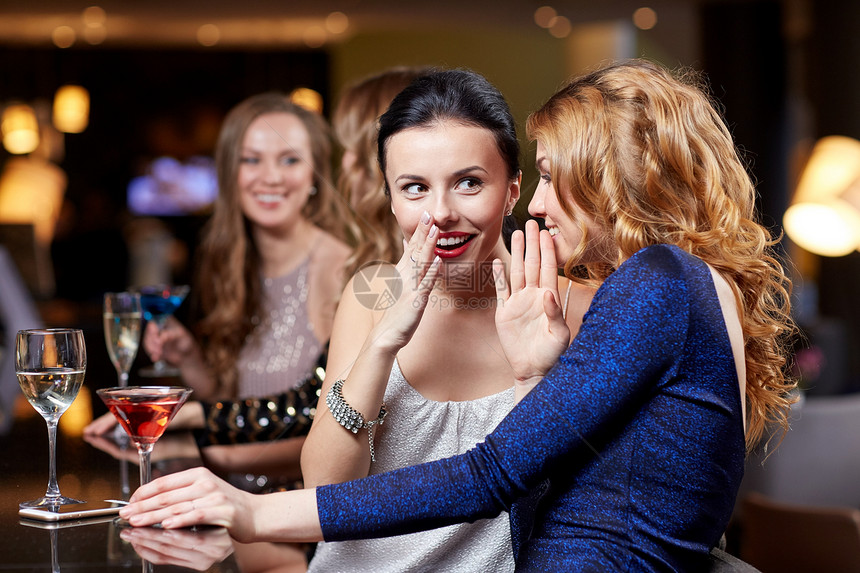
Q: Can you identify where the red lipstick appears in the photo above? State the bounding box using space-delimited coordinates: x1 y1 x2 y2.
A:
434 232 473 259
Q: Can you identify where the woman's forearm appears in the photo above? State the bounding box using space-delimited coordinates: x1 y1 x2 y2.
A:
177 350 219 401
301 334 398 487
201 437 305 479
254 488 323 543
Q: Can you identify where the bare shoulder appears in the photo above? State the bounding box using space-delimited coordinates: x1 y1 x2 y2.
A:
311 229 351 269
305 229 354 341
308 229 351 288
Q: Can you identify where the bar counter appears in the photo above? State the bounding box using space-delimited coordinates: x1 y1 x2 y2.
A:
0 402 287 572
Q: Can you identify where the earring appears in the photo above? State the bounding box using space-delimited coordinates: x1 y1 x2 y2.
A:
506 209 513 216
309 186 318 196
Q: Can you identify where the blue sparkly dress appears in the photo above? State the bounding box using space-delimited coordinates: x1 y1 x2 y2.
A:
317 245 746 572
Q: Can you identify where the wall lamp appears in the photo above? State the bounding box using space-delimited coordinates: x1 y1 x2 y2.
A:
783 136 860 257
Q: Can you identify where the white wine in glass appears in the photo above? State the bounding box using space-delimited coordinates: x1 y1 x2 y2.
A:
103 292 142 387
16 328 87 508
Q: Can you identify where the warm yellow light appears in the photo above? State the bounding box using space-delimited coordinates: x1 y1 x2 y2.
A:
290 87 324 114
549 15 572 38
784 136 860 256
197 24 221 47
793 136 860 203
2 104 40 154
83 25 107 45
53 85 90 134
59 385 92 437
82 5 107 45
633 7 658 30
52 25 76 48
0 157 67 244
325 12 349 35
534 6 557 28
784 201 860 257
82 6 106 27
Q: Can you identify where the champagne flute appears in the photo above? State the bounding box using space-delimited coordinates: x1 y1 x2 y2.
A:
96 386 192 486
103 292 142 387
16 328 87 508
104 292 143 499
137 284 190 378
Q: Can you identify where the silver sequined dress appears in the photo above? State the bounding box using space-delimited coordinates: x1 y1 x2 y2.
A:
236 257 322 398
308 359 516 573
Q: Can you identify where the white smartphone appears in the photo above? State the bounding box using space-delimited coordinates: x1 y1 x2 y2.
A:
19 514 120 529
18 500 127 522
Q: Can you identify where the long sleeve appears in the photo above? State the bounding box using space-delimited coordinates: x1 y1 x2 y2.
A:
317 245 693 540
193 347 327 447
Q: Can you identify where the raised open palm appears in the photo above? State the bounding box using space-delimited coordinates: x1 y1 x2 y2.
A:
494 221 570 393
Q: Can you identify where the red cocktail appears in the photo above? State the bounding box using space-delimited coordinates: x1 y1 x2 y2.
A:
97 386 192 486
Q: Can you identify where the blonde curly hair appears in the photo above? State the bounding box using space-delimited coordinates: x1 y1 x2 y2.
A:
333 67 432 275
526 59 796 452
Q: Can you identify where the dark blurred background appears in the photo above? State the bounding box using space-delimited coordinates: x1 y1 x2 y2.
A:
0 0 858 430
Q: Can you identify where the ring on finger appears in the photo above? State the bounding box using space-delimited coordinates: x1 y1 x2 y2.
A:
410 252 419 263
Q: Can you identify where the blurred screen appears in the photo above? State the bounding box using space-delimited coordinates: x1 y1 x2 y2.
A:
127 156 217 216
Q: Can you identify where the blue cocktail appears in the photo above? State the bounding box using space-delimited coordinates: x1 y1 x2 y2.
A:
137 284 190 378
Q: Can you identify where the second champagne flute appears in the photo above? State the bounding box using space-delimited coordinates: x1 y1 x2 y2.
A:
103 292 142 387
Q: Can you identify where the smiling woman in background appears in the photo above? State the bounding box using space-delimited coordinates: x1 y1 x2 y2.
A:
150 93 350 407
89 92 351 572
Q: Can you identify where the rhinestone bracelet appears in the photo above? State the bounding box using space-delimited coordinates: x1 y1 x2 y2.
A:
326 379 387 462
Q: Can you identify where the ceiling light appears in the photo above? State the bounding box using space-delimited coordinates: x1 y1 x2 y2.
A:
2 104 40 154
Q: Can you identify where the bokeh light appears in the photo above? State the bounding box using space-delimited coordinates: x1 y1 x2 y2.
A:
52 26 76 48
633 7 658 30
326 11 349 35
534 6 557 28
82 6 106 27
549 15 572 38
197 24 221 47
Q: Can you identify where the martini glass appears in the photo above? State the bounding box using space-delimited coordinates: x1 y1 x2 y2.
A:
137 284 189 378
97 386 192 486
16 328 87 508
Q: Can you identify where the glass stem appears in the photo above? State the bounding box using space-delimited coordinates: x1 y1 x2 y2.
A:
138 443 154 486
45 419 60 500
120 459 131 500
50 528 60 573
119 371 129 388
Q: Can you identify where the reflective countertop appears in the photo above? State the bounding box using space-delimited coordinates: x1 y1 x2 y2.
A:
0 403 298 572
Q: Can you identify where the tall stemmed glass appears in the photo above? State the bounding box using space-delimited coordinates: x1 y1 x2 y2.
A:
104 292 142 499
103 292 142 388
16 328 87 508
137 284 189 378
96 386 192 486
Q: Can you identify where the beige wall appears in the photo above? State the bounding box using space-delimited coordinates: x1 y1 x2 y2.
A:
329 25 615 208
327 15 699 208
